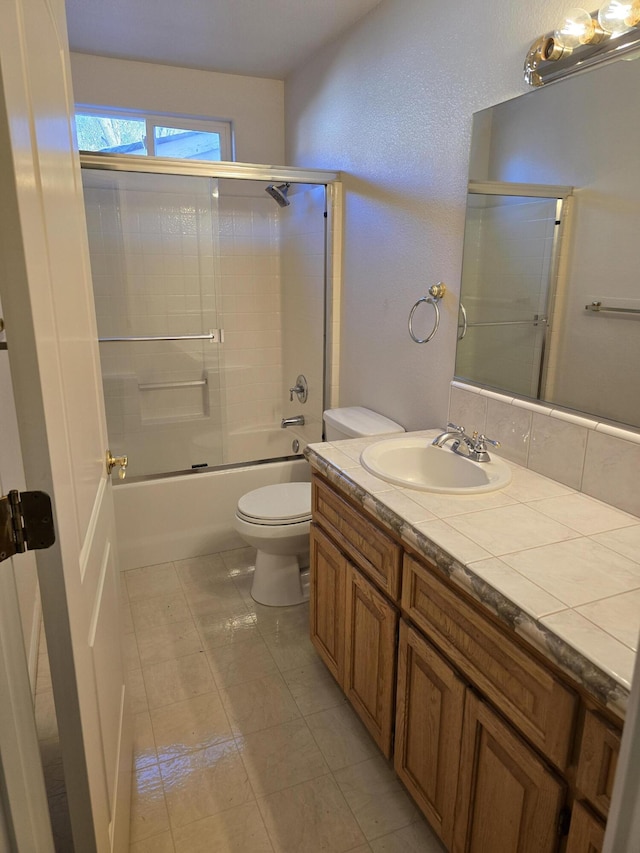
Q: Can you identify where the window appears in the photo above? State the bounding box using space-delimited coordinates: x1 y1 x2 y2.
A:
75 109 233 161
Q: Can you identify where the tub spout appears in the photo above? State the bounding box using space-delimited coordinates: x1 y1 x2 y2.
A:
281 415 305 428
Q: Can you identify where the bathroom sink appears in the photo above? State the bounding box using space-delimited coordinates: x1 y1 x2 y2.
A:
360 436 511 494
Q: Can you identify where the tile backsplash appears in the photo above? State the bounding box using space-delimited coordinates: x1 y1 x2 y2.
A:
449 382 640 517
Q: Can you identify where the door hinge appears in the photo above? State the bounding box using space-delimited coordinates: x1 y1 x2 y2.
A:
0 490 55 563
557 806 572 837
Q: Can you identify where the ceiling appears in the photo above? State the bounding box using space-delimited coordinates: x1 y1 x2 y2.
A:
65 0 384 80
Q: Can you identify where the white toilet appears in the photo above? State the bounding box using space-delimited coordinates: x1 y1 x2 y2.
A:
234 407 405 607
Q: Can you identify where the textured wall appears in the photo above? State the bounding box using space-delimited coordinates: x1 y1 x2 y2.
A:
70 52 285 165
285 0 568 430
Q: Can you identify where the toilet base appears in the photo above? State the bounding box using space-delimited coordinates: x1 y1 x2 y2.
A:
251 550 310 607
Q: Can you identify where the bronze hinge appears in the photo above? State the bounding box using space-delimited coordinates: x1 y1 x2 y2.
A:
0 490 55 563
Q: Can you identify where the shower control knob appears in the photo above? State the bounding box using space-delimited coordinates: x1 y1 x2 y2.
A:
289 374 308 404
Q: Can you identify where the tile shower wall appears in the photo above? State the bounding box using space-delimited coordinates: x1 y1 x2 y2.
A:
217 185 283 450
457 196 557 398
449 381 640 517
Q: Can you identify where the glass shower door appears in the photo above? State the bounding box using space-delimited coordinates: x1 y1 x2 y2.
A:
456 192 561 398
82 168 224 478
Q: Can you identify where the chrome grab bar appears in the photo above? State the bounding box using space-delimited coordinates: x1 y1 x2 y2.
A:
138 379 207 391
408 282 447 344
585 301 640 316
458 302 468 340
98 330 220 344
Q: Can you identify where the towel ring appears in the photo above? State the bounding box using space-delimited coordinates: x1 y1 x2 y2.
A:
408 282 447 344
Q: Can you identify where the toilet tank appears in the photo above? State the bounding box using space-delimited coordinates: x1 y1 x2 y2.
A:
323 407 405 441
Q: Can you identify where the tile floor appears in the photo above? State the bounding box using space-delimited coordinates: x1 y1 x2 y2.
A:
124 547 445 853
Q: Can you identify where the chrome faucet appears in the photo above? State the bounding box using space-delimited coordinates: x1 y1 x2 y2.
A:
432 422 467 448
281 415 305 428
432 423 500 462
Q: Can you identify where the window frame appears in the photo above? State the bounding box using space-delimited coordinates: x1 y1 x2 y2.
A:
74 106 234 161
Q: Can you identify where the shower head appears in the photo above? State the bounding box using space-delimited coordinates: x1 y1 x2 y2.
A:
265 182 291 207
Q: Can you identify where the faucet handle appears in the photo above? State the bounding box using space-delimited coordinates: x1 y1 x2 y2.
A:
446 422 465 434
477 434 501 449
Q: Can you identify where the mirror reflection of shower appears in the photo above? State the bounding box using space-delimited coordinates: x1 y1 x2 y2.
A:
455 181 571 401
81 165 331 479
265 182 291 207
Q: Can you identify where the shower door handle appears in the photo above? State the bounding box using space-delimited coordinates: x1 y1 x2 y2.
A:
106 450 128 480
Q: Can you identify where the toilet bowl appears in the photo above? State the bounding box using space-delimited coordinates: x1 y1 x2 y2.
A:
234 407 405 607
234 482 312 606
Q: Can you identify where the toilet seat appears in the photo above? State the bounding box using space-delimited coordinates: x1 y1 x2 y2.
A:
236 482 311 526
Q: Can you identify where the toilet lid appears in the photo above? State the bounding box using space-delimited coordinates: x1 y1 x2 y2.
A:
237 482 312 525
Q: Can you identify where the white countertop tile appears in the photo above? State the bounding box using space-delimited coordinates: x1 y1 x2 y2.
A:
576 590 640 652
467 557 567 620
399 487 516 519
591 525 640 563
527 493 638 536
500 464 575 502
410 520 492 565
541 610 636 689
445 504 578 557
501 539 640 608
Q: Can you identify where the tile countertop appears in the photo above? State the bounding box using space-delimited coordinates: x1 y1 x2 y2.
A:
305 430 640 720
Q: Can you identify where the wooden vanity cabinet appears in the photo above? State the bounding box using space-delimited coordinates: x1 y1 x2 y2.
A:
344 561 398 757
453 690 566 853
394 621 465 847
564 711 622 852
395 620 566 852
309 471 625 852
565 802 605 853
309 522 346 685
309 490 400 757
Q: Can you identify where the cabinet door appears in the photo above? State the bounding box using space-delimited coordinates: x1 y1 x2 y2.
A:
394 621 465 848
344 563 399 757
576 712 621 819
309 524 346 685
454 691 566 853
566 802 605 853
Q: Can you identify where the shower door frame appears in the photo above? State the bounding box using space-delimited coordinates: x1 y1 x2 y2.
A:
80 154 342 479
456 180 573 403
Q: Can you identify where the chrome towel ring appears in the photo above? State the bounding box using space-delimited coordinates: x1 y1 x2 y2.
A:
408 282 447 344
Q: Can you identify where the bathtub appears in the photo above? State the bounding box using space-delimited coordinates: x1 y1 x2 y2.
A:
113 425 312 570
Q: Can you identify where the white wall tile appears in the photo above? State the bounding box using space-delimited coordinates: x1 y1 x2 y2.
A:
582 430 640 517
528 413 587 490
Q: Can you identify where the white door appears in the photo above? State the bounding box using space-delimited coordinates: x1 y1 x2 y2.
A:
0 0 132 851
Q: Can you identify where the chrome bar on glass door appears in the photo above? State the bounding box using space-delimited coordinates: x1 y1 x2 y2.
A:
138 379 207 391
99 330 223 342
464 316 548 328
585 302 640 316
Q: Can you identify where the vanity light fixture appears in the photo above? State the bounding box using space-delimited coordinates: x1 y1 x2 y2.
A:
524 1 640 85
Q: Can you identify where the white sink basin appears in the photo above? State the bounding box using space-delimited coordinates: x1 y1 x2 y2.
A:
360 436 511 494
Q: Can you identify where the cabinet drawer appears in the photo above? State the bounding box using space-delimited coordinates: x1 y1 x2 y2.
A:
312 476 402 601
576 711 621 818
402 554 577 770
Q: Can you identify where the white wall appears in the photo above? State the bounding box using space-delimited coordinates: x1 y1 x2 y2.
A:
285 0 568 431
70 52 285 165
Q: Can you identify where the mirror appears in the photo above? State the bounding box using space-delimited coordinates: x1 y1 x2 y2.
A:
456 55 640 430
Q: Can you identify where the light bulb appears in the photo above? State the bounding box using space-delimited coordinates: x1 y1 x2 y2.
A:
554 8 597 49
598 0 637 34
